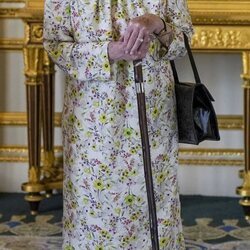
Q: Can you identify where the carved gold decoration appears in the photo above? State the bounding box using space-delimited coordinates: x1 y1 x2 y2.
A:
30 23 43 43
43 151 54 168
24 22 44 45
192 26 250 51
43 52 55 75
28 165 40 183
42 150 55 178
242 52 250 87
23 47 43 85
237 172 250 196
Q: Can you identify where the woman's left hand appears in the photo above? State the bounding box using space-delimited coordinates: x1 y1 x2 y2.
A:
122 13 164 57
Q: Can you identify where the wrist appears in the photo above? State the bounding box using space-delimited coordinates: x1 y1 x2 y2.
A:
153 17 166 35
108 41 123 63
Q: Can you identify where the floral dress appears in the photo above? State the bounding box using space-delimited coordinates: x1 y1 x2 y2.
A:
43 0 193 249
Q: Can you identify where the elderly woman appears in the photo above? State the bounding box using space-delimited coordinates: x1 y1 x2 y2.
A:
43 0 193 249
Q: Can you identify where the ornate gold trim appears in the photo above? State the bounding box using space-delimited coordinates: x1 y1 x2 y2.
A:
179 148 243 156
0 8 20 18
25 0 43 9
0 145 243 166
179 148 244 166
0 39 23 50
188 0 250 25
0 112 242 129
0 112 61 126
0 145 63 163
217 115 243 130
0 0 26 2
192 26 250 51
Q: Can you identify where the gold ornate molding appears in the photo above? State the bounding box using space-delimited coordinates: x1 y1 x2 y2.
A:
192 26 250 51
23 47 43 85
188 0 250 25
25 22 43 44
0 145 243 166
25 0 43 9
0 8 20 18
179 148 244 166
0 0 26 18
0 145 63 163
0 38 23 50
217 115 243 130
0 112 61 126
0 113 242 130
0 0 26 2
242 52 250 84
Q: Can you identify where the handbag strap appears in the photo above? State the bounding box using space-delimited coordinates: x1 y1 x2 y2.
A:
170 34 201 84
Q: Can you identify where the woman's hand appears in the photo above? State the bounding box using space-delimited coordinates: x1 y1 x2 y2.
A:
122 14 164 57
108 13 165 62
108 39 151 62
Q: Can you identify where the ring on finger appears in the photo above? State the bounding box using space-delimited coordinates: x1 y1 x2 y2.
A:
138 38 144 43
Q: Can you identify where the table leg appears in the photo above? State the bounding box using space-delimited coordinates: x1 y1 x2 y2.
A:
41 52 63 194
237 52 250 220
21 47 44 215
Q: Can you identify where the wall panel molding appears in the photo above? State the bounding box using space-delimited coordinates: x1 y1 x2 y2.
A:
0 112 243 129
0 145 62 163
0 145 243 166
0 38 24 50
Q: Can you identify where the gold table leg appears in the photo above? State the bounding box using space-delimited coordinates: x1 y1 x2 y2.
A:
22 47 45 215
20 20 63 214
237 52 250 220
41 53 63 195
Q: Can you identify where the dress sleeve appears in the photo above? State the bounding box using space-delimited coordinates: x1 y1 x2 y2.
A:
43 0 112 82
160 0 194 60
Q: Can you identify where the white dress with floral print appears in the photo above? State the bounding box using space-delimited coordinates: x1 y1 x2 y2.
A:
43 0 193 249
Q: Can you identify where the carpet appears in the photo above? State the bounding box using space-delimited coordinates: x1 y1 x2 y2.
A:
0 193 249 249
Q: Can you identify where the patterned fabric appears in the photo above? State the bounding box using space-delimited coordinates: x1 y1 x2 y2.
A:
43 1 193 249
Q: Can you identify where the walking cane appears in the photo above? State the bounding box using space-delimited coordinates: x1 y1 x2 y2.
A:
133 59 160 250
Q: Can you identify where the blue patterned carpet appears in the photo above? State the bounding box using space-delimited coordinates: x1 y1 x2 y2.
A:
0 193 249 249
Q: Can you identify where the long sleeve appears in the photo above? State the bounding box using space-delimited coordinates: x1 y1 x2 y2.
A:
43 0 112 82
161 0 194 60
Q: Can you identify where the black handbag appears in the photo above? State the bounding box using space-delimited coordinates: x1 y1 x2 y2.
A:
170 34 220 145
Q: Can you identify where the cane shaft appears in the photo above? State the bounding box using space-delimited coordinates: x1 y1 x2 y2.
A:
134 60 160 250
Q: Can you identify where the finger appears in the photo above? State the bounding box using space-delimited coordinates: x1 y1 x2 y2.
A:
137 40 150 58
124 24 141 53
130 29 150 55
135 33 151 55
123 25 133 47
